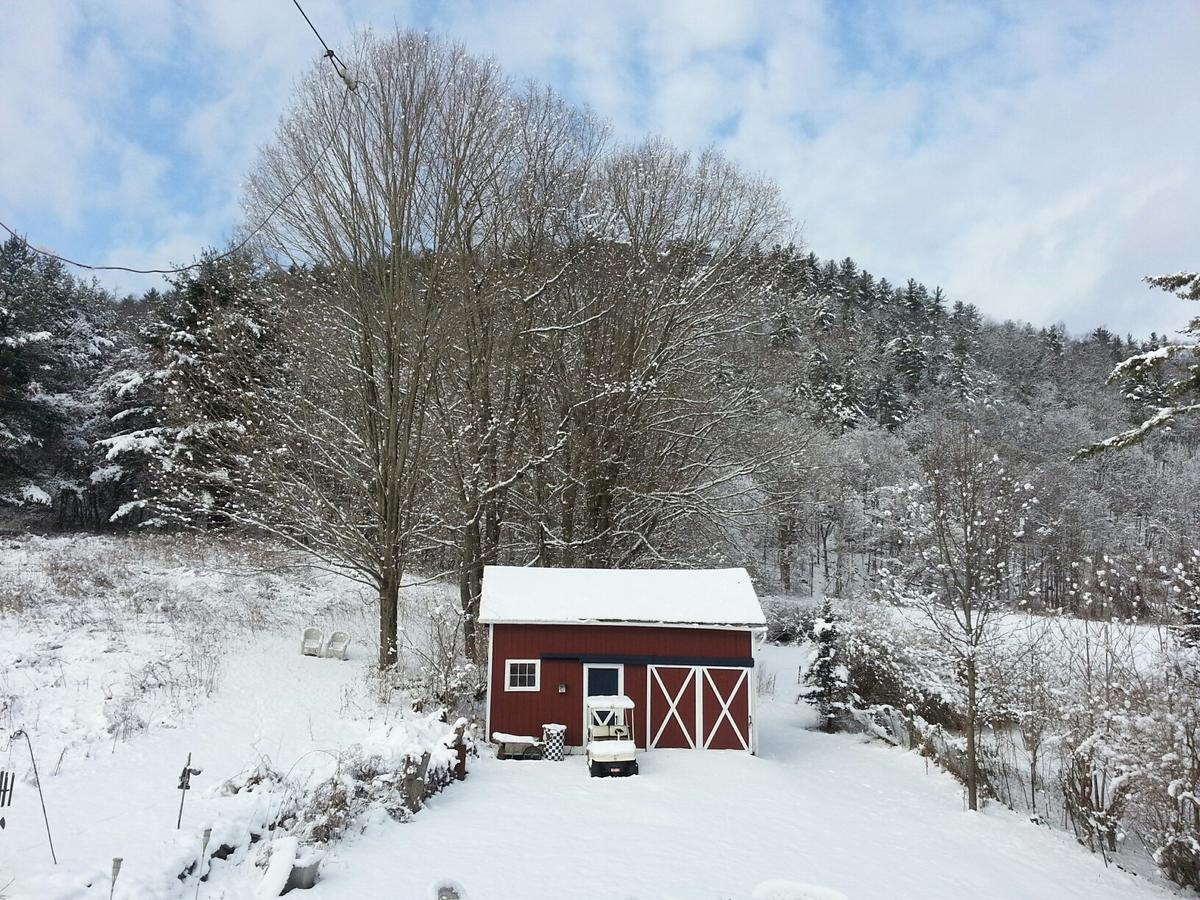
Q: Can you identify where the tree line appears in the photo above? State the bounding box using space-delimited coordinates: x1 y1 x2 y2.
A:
2 29 1197 671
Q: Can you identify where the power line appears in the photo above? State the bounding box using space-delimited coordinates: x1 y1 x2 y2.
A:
292 0 356 87
0 90 351 277
0 0 355 278
291 0 334 56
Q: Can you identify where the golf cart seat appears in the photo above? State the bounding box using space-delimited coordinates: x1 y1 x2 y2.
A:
586 738 638 761
588 724 630 740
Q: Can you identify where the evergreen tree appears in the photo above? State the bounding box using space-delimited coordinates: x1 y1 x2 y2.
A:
803 597 846 732
0 235 119 513
102 248 286 526
1079 270 1200 456
945 300 982 400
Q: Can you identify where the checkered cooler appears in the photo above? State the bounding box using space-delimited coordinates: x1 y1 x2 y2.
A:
542 723 567 761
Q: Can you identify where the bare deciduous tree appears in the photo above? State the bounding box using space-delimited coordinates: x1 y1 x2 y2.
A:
880 413 1039 809
238 33 523 667
522 141 790 569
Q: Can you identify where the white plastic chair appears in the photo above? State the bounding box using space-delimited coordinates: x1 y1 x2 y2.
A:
300 626 324 657
325 631 351 660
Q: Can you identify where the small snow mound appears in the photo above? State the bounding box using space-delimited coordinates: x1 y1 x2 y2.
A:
256 836 299 899
21 483 52 505
752 880 849 900
431 878 467 899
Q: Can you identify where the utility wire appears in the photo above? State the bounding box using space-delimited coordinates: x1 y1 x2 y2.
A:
0 91 350 276
292 0 356 86
0 0 355 278
291 0 334 55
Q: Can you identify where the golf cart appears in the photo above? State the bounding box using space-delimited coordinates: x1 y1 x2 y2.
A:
586 694 639 777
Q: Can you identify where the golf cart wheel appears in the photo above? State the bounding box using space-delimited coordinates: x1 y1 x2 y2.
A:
589 761 602 778
630 760 639 776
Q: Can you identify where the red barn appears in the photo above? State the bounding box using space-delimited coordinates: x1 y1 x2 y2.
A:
481 566 766 754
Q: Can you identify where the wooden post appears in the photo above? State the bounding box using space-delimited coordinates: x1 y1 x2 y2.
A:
401 752 433 811
453 722 468 781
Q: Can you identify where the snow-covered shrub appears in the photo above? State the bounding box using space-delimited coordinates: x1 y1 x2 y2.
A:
762 596 816 644
1058 733 1133 856
1120 649 1200 889
265 713 470 845
392 594 486 717
835 602 959 728
102 690 148 741
0 567 38 614
43 549 123 598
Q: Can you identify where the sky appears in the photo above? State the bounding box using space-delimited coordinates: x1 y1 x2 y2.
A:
0 0 1196 337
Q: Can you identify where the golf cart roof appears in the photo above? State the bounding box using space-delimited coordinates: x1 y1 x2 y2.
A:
586 694 635 710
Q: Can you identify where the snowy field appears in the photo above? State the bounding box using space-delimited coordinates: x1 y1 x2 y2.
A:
308 643 1172 900
0 537 1179 899
0 535 458 899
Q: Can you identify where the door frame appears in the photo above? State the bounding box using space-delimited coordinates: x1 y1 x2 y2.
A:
582 662 625 742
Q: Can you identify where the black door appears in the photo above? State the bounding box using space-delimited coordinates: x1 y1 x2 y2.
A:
587 666 619 696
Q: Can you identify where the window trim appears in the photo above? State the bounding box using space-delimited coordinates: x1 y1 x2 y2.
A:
504 658 541 692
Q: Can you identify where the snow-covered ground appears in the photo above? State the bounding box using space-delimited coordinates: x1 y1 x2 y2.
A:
0 535 458 899
304 642 1172 900
0 537 1180 899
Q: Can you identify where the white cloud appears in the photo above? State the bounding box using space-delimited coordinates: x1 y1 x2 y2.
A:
0 0 1196 336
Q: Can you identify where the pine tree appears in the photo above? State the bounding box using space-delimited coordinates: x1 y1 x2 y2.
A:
0 235 119 512
1079 270 1200 456
803 598 846 732
945 300 982 400
101 248 286 526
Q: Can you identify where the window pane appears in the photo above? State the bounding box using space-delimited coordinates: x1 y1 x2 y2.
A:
508 661 536 688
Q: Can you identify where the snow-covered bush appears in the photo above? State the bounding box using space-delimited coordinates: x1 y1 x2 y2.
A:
762 596 817 644
389 595 487 717
1119 648 1200 889
834 602 960 728
1058 734 1133 856
227 712 471 848
0 566 38 614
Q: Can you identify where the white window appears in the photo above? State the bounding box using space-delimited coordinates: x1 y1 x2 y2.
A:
505 659 540 692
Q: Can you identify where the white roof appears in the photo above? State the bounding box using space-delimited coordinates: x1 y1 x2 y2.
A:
586 694 635 710
479 566 764 629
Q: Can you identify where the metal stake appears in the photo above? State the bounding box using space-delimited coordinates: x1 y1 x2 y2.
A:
110 857 122 900
11 730 56 864
176 752 201 829
194 828 211 900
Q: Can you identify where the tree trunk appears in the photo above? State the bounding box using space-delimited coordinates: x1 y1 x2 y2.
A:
965 655 979 810
778 514 793 593
561 480 577 568
378 568 400 670
460 518 484 663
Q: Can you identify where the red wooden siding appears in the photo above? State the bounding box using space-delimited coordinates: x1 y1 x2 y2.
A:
489 624 752 749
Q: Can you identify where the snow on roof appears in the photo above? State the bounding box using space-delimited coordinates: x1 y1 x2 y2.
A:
479 565 765 629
